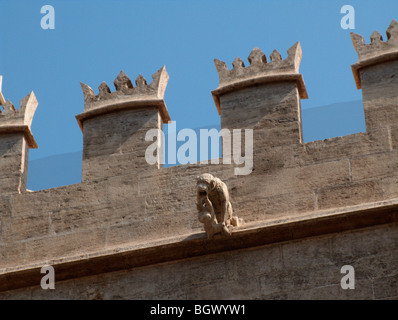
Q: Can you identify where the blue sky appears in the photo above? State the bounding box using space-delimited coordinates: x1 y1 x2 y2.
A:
0 0 397 161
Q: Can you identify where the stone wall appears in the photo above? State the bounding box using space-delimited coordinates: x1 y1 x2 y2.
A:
0 20 397 299
0 223 396 300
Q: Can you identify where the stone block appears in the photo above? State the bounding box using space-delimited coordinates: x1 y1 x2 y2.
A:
233 245 282 278
0 242 26 269
82 108 161 181
220 82 300 128
24 228 106 264
0 195 11 217
1 212 50 243
284 279 373 299
373 274 398 299
11 181 108 217
360 60 398 129
317 180 384 210
229 159 349 218
188 277 261 299
352 250 398 280
330 225 398 263
106 209 190 247
0 133 29 194
380 176 398 199
259 264 340 296
351 150 398 181
390 124 398 150
297 128 391 166
51 205 113 234
282 237 333 269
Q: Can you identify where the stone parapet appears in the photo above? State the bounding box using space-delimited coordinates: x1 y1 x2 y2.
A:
0 79 38 148
351 19 398 89
76 66 171 131
211 42 308 115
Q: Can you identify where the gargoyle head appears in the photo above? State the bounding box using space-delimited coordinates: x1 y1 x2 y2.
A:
196 173 216 196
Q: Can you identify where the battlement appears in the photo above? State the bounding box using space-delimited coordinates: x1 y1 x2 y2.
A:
0 79 38 148
76 67 171 131
1 19 398 299
351 19 398 89
212 42 308 114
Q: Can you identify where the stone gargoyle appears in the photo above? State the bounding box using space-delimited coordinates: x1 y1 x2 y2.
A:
196 173 242 238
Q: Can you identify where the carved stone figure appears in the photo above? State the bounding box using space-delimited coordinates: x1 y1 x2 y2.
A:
196 173 242 238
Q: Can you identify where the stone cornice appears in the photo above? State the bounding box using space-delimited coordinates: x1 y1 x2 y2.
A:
1 199 397 293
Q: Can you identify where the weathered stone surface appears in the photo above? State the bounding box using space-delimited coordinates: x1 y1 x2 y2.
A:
281 279 374 300
0 133 29 194
0 242 26 269
330 224 398 260
351 150 398 181
82 108 161 181
380 176 398 199
297 128 391 166
0 79 38 195
220 82 300 129
24 228 107 264
0 195 11 217
1 224 395 300
373 274 398 299
51 205 114 234
360 60 398 129
105 218 164 247
1 212 50 243
11 181 108 217
390 124 398 149
230 159 350 217
317 180 384 210
1 23 398 299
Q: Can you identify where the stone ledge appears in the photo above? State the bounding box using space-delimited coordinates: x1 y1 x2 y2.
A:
0 125 38 148
211 73 307 115
351 50 398 89
75 99 170 131
0 198 397 293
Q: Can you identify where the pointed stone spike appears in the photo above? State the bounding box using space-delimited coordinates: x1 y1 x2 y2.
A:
114 70 133 91
151 65 168 84
248 47 267 65
80 82 95 103
213 59 229 84
286 42 302 72
135 74 147 87
370 30 383 43
3 100 15 115
386 19 398 40
287 41 302 59
232 57 245 69
350 32 365 52
98 82 111 95
270 49 282 62
214 59 228 73
19 91 37 110
0 75 5 106
150 66 169 99
18 91 38 128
